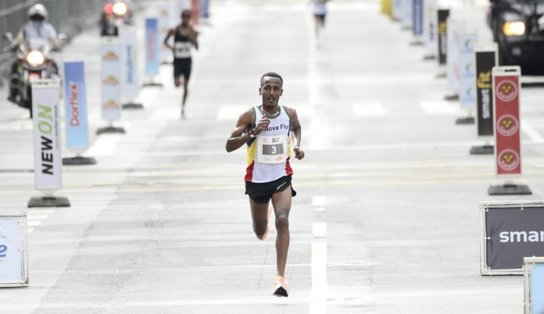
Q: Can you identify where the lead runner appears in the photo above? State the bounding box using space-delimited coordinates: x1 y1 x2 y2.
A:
225 72 305 297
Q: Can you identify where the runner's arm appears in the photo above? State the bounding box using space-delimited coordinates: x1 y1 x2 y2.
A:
225 110 253 152
163 29 173 50
288 108 305 160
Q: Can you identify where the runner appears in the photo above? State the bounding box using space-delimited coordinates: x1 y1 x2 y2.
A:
225 72 305 297
163 9 199 119
311 0 329 46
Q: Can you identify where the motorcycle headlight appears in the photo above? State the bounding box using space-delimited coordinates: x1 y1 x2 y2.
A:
502 21 525 36
26 50 45 67
112 2 128 16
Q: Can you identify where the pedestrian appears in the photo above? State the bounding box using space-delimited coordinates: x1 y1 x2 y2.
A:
163 9 199 119
225 72 305 297
311 0 329 46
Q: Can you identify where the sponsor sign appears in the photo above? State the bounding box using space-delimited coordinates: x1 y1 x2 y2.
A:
32 79 62 192
525 258 544 314
392 0 402 21
481 201 544 275
459 33 477 111
101 38 123 122
423 0 437 56
0 214 28 287
412 0 423 37
145 17 160 77
475 45 497 136
493 66 522 176
63 61 89 152
437 9 449 65
121 29 139 101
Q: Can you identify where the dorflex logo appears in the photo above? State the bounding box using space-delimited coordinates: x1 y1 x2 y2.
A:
498 149 520 171
496 80 517 102
37 104 56 175
102 50 119 61
0 244 7 263
497 114 519 136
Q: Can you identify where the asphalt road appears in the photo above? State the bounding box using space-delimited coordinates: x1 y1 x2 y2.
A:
1 0 544 313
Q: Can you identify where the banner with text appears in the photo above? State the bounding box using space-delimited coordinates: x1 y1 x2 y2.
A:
412 0 423 38
481 202 544 275
63 61 90 152
437 9 449 65
121 29 139 101
32 79 62 191
145 17 160 77
493 66 522 176
475 45 497 136
0 215 28 287
101 38 123 122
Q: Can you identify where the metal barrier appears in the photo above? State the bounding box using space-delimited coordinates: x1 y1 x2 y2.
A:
524 257 544 314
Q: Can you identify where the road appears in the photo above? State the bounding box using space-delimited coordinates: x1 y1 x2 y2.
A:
1 0 544 313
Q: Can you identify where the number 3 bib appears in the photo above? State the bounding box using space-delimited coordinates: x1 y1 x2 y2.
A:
256 134 289 164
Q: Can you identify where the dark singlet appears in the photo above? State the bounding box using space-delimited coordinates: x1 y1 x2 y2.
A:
173 27 192 60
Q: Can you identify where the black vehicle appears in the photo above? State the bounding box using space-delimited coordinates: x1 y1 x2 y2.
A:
487 0 544 74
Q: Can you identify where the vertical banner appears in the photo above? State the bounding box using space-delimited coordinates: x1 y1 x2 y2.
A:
393 0 402 21
101 38 123 122
475 45 497 136
402 0 412 29
412 0 423 38
459 33 477 112
32 79 62 192
191 0 200 26
437 9 449 65
493 66 522 176
0 215 28 287
121 29 139 101
424 0 437 57
446 18 462 96
145 17 160 78
63 61 90 152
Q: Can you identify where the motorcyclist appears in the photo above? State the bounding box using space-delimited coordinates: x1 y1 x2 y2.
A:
7 3 60 103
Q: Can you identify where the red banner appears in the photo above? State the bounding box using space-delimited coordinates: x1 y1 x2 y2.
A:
493 67 521 176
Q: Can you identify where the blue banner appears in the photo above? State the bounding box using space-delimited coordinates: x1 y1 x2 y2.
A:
533 264 544 314
145 17 160 77
412 0 423 37
63 61 89 151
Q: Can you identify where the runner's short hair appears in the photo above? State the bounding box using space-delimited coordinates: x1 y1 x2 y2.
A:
260 72 283 86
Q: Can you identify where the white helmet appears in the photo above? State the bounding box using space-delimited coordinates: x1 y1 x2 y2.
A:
28 3 48 19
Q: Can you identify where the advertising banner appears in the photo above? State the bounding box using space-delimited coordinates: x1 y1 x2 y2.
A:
121 29 139 101
493 66 522 176
481 202 544 275
446 18 461 95
145 17 160 77
437 9 449 65
458 33 477 111
32 79 62 192
412 0 423 37
0 215 28 287
393 0 402 21
101 38 123 122
63 61 89 152
423 0 436 56
475 45 497 136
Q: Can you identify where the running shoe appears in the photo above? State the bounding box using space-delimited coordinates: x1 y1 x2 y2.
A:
272 275 288 297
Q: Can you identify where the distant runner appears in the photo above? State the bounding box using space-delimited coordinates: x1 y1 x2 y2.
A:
225 72 305 297
312 0 329 46
164 9 199 119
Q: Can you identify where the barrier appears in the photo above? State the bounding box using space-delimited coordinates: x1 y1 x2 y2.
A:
97 37 126 135
524 257 544 314
470 44 497 155
455 32 477 124
29 79 70 208
481 201 544 275
121 28 143 110
488 66 531 195
0 213 28 288
62 61 96 165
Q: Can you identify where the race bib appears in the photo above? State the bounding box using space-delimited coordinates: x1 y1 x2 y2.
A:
256 134 289 164
174 42 192 58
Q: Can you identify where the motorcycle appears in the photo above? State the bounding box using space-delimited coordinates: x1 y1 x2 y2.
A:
4 32 61 118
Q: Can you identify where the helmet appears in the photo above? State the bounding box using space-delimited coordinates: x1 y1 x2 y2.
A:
28 3 48 19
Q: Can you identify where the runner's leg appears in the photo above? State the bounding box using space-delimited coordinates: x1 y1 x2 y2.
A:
250 199 270 240
271 186 292 277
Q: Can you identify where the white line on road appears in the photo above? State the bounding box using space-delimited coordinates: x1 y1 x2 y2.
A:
312 222 327 238
310 241 328 314
522 122 544 143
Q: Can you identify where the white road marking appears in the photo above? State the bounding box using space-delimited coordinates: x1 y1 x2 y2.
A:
353 103 386 116
419 101 463 115
311 196 326 207
312 222 327 238
310 242 328 314
86 134 124 156
522 122 544 143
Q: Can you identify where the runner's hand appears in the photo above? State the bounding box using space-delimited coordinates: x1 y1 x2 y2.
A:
254 117 270 135
294 147 304 160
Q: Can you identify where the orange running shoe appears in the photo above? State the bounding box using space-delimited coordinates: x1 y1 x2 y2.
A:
272 275 288 297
